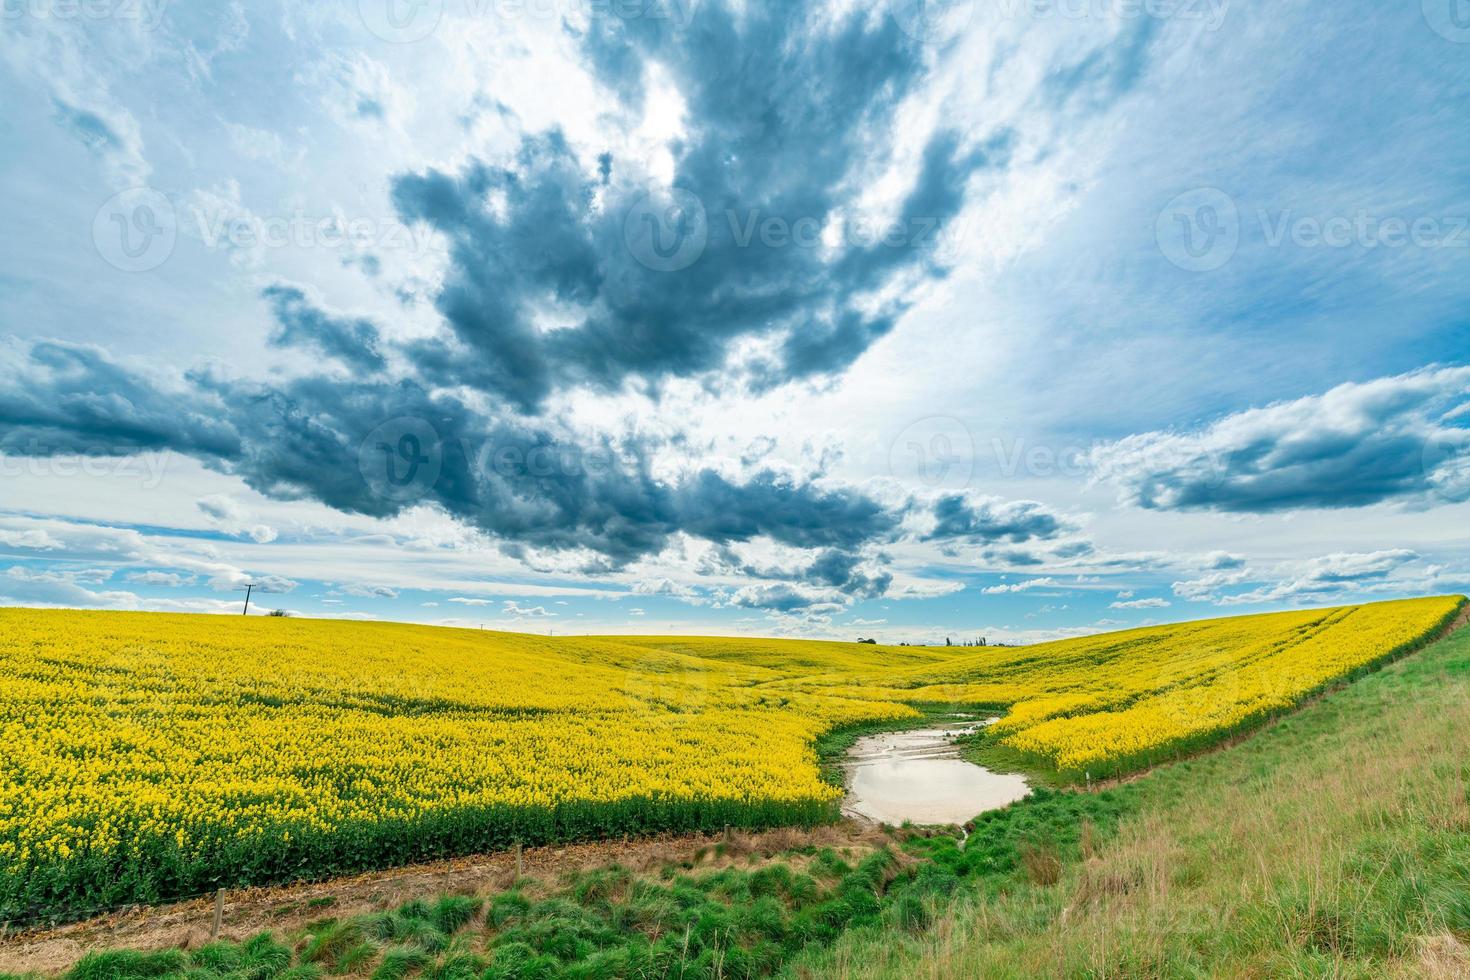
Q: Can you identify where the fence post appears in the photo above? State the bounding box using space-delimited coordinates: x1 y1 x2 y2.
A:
211 888 224 937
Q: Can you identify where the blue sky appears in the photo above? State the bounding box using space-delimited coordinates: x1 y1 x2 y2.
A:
1 0 1468 642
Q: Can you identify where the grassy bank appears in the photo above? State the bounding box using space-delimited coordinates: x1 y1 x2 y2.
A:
788 610 1470 977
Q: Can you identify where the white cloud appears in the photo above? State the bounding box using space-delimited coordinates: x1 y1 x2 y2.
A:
983 577 1061 594
1110 597 1171 609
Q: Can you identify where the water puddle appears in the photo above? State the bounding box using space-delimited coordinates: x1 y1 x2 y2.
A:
841 721 1030 826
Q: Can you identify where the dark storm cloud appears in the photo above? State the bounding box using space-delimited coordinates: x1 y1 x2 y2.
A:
729 583 831 614
706 545 895 604
0 339 916 571
923 494 1068 543
0 341 239 459
387 2 1014 410
264 285 387 373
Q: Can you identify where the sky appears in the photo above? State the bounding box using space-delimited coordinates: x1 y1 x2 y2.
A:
0 0 1468 643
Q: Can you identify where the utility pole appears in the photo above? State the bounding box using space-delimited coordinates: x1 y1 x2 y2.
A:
240 583 256 616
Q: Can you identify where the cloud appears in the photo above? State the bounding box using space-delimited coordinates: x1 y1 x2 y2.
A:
265 284 387 373
983 577 1061 594
922 494 1069 543
235 574 297 594
1 566 135 609
1092 367 1470 513
337 584 399 599
1110 597 1170 609
50 98 151 187
1215 550 1423 606
389 5 1014 412
729 583 834 613
1172 569 1250 602
0 341 239 459
0 528 63 551
125 571 196 587
298 51 408 130
196 494 278 543
502 600 554 618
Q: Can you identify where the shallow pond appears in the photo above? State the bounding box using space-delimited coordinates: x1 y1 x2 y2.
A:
841 722 1030 826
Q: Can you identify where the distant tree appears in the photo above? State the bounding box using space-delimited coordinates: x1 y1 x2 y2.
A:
945 637 951 646
856 637 877 644
267 608 292 617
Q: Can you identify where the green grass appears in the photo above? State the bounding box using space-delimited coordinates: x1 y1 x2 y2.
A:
13 789 1135 980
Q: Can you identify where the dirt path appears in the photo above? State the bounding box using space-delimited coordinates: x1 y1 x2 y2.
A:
0 823 898 976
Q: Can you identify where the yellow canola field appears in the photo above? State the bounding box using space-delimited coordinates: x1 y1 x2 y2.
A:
0 595 1461 919
774 595 1466 773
